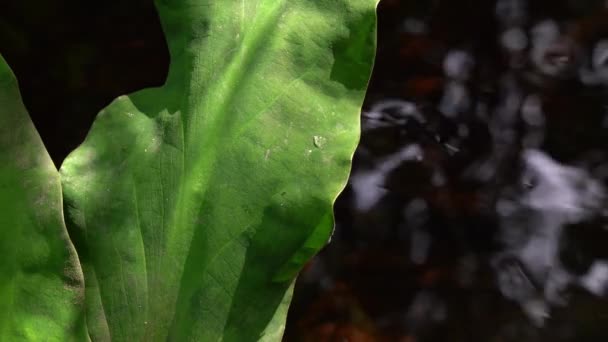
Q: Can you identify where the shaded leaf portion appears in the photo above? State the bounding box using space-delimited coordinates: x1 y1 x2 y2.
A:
0 55 87 341
60 0 378 340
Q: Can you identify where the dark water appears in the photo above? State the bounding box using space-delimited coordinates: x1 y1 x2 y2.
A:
286 1 608 341
2 1 608 341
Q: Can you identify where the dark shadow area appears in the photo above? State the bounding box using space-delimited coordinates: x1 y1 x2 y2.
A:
0 0 169 165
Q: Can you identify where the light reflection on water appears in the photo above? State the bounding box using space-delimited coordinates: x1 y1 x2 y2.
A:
287 0 608 340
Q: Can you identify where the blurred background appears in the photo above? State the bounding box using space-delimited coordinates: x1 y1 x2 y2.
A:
2 1 608 341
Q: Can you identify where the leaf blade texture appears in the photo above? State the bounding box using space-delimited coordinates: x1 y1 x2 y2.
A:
60 0 378 340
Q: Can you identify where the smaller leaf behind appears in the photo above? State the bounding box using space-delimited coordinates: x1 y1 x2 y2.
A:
0 55 87 341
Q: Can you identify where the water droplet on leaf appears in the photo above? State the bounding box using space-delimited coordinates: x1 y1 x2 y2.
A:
313 135 326 148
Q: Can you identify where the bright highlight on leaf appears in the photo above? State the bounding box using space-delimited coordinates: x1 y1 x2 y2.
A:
0 0 378 340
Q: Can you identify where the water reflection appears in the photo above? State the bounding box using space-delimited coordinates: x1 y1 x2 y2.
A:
286 0 608 340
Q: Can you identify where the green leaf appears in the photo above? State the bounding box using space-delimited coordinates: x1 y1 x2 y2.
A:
60 0 378 340
0 55 87 341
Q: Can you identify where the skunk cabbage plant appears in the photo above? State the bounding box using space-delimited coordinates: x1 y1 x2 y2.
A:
0 0 378 340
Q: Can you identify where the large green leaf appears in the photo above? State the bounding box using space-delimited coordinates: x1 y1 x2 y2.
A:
60 0 378 340
0 55 87 341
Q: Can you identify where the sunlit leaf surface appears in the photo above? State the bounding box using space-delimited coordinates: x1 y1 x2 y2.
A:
60 0 378 340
